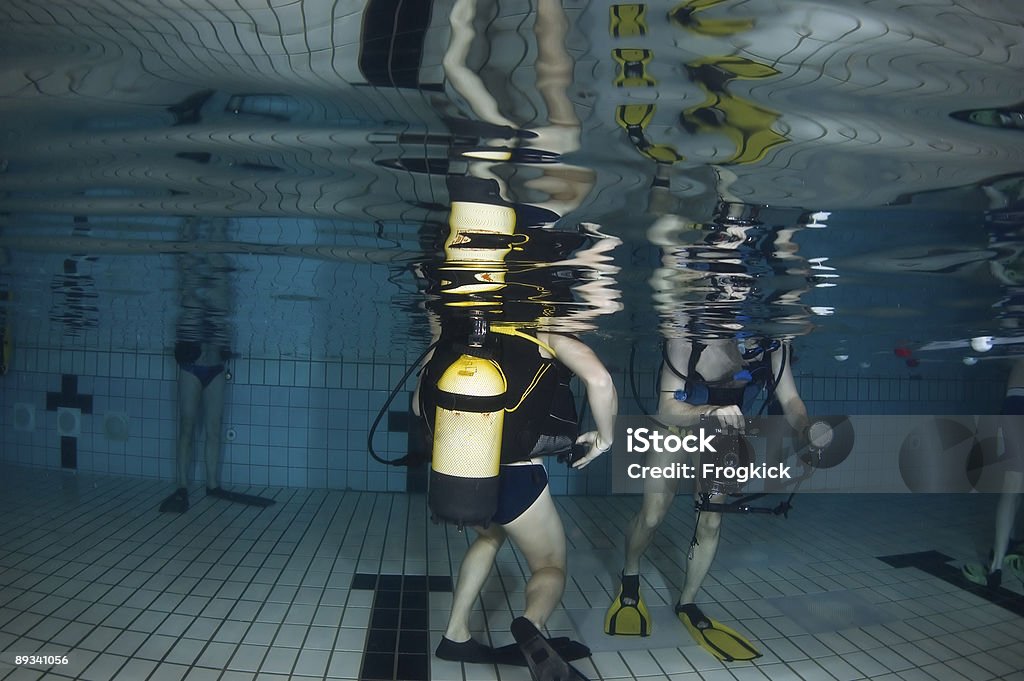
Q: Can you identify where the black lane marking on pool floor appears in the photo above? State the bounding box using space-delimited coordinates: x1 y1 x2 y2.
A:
352 573 454 681
877 550 1024 617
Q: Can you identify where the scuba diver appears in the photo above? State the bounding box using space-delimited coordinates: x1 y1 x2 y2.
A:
414 315 617 681
603 167 815 660
961 179 1024 586
605 333 809 661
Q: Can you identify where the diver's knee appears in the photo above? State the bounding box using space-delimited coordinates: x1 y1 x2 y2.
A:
638 497 672 530
697 510 722 535
472 527 506 551
529 562 566 581
639 509 666 532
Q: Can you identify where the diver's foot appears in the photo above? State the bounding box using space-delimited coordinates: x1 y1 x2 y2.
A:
435 636 494 663
619 573 640 606
207 486 275 507
159 488 189 513
604 574 652 636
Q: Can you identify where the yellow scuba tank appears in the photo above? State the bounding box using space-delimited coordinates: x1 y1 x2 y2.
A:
428 318 508 527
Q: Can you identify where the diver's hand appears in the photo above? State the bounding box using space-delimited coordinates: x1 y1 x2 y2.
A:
572 431 612 469
705 405 745 431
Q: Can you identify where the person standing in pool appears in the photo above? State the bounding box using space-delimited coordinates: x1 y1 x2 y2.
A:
962 361 1024 587
605 331 809 659
605 173 813 661
415 319 617 681
160 218 274 512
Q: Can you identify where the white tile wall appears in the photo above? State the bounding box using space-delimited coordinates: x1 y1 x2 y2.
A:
0 342 1008 494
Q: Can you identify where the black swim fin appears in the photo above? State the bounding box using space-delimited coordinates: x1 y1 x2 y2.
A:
511 617 590 681
676 603 761 662
491 636 590 666
435 636 494 663
207 487 275 507
159 488 189 513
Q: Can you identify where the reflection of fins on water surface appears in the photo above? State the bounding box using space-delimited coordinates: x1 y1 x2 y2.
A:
609 4 647 38
681 56 788 165
604 576 652 636
676 603 761 662
669 0 755 37
615 104 683 164
612 48 656 87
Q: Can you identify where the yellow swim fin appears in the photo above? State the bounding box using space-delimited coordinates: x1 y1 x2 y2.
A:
610 4 647 38
676 603 761 662
604 584 652 636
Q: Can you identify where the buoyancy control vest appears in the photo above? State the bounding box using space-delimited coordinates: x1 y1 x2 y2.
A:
665 339 783 413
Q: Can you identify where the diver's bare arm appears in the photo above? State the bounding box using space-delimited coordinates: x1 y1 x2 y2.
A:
543 333 617 465
772 342 809 433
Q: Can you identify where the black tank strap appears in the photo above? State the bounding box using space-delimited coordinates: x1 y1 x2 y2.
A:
663 341 705 383
756 343 788 416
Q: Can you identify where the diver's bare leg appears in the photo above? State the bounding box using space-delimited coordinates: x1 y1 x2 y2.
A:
624 489 676 576
502 486 567 628
202 371 226 490
991 471 1024 572
176 370 202 488
445 524 507 643
679 494 724 605
624 450 682 575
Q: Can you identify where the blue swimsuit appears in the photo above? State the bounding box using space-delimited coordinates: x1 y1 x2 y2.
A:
179 362 225 388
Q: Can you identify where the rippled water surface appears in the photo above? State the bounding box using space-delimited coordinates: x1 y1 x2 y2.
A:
1 0 1022 366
